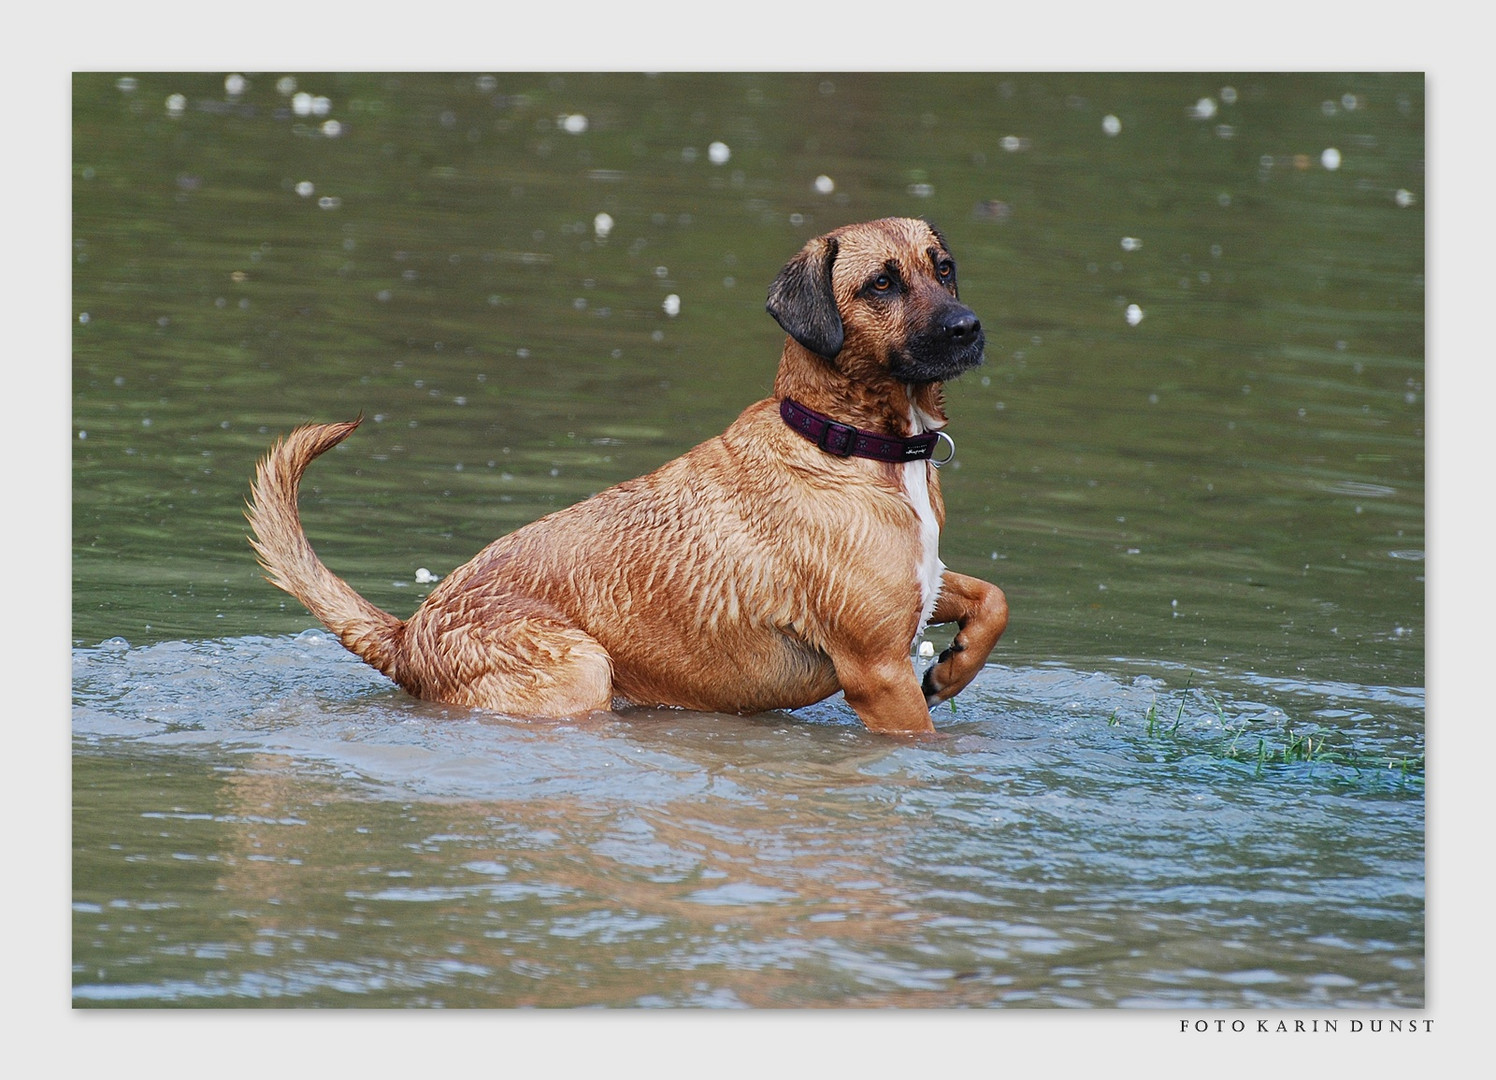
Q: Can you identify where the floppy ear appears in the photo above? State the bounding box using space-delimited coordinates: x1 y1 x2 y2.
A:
765 236 843 358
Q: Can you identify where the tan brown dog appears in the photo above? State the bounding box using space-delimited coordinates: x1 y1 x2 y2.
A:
247 217 1008 734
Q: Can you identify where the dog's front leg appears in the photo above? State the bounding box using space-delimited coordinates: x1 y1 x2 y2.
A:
834 652 937 735
921 572 1009 705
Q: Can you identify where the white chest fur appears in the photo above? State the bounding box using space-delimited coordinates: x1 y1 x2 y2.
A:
904 403 945 641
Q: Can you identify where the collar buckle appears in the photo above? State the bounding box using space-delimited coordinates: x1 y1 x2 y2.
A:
817 419 858 456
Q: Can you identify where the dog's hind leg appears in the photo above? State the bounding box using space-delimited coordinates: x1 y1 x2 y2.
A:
407 615 615 718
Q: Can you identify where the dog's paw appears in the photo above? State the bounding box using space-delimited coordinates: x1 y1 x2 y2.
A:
921 640 968 704
921 664 942 705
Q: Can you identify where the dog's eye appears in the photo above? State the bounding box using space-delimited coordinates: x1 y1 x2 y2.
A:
872 274 893 292
936 260 955 280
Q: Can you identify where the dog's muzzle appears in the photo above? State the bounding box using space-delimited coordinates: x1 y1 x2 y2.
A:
892 302 986 383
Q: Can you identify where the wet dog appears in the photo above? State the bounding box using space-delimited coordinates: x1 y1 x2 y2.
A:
247 217 1008 734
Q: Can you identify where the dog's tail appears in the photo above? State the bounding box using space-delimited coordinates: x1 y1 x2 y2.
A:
246 417 406 683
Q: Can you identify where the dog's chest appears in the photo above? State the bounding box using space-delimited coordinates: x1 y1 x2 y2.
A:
902 402 947 639
902 456 944 641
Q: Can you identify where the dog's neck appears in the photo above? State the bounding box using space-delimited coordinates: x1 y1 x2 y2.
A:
772 342 948 437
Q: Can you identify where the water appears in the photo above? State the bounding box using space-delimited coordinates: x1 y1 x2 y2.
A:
72 632 1422 1008
72 72 1424 1008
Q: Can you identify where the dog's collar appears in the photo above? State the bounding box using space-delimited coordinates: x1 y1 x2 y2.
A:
779 398 955 467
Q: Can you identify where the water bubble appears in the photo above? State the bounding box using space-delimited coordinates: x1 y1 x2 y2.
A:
813 174 835 194
908 182 934 197
1120 236 1142 252
276 76 297 96
166 93 187 116
999 135 1028 152
707 141 730 164
292 92 314 117
593 212 614 239
662 294 681 317
1189 97 1217 119
224 74 247 97
1220 86 1238 104
1125 303 1144 326
115 77 138 93
1102 114 1121 136
320 119 342 138
295 180 315 197
917 641 935 658
559 113 588 134
414 568 440 584
1321 147 1342 170
1395 188 1416 208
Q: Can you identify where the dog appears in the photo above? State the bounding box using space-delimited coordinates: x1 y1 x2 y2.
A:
247 217 1008 734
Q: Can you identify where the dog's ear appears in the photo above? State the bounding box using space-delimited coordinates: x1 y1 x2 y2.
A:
765 236 843 358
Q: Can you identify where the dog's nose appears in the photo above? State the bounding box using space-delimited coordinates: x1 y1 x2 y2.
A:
943 308 982 342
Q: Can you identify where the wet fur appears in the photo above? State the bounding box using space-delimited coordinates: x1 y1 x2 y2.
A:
247 218 1008 734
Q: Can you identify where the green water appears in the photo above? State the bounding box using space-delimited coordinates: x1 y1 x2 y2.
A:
72 72 1423 1008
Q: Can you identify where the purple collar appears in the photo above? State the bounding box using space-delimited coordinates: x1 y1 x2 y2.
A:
779 398 955 466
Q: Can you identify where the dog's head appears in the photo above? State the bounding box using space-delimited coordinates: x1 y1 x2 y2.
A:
765 217 985 384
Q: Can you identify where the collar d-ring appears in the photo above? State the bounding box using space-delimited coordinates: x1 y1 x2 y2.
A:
931 430 956 468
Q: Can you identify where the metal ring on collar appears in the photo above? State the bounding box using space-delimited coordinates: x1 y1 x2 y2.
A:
931 430 956 468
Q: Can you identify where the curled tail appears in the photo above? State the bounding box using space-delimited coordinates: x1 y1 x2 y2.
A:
246 417 406 682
